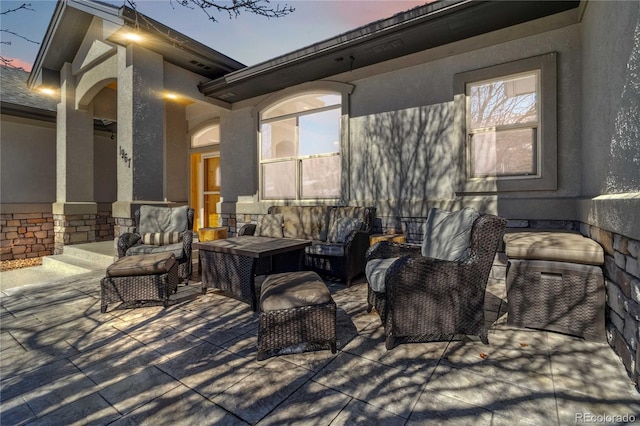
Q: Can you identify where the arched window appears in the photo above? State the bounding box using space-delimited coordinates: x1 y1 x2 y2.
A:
259 92 342 200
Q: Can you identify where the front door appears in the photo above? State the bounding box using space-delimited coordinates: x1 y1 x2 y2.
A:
190 153 221 231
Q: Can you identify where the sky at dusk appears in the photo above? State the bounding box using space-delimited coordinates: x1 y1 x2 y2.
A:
1 0 427 71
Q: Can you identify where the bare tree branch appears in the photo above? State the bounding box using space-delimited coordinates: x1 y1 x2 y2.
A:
169 0 294 22
1 29 39 45
1 2 35 15
0 3 38 69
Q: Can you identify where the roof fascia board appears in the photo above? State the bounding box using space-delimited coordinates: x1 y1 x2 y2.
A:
118 5 245 71
27 0 66 88
206 0 471 89
1 102 57 122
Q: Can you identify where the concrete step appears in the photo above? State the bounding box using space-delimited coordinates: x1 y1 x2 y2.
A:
42 254 107 274
63 242 116 267
41 241 116 275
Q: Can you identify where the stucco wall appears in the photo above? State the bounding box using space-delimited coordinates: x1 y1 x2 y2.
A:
93 131 117 203
165 101 189 202
578 0 640 241
581 1 639 196
347 23 582 220
220 108 258 208
0 115 56 204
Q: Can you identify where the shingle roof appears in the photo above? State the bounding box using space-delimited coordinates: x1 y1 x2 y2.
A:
1 66 56 112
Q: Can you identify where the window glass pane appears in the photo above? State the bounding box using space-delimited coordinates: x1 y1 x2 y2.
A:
301 156 341 198
262 93 341 119
261 119 296 160
299 108 341 156
262 161 296 199
471 128 537 177
468 73 538 129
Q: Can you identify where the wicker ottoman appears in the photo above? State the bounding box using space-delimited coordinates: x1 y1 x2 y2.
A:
504 231 605 341
101 252 179 313
257 271 337 361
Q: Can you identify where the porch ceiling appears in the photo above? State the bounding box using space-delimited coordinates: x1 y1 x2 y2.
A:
199 0 580 103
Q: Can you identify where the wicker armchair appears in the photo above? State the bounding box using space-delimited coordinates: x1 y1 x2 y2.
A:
117 205 194 282
366 214 507 350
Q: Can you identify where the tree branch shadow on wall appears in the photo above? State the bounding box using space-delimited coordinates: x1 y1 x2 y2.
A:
349 102 489 241
605 14 640 194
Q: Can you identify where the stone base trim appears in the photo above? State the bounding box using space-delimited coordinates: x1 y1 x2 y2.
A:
0 211 55 260
53 214 97 254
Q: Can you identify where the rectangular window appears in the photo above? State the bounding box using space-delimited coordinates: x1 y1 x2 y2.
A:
467 71 540 178
454 53 557 192
260 92 342 200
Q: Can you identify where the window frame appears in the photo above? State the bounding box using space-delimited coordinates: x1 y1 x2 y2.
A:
258 89 345 201
454 53 557 193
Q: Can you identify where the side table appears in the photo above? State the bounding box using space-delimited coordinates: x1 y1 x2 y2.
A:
198 227 228 242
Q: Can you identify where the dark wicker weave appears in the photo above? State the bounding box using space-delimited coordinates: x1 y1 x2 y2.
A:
200 249 258 310
366 214 507 350
100 261 179 312
258 302 337 361
506 259 605 341
117 207 194 282
304 230 372 285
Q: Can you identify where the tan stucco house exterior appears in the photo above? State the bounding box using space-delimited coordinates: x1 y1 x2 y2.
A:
1 0 639 387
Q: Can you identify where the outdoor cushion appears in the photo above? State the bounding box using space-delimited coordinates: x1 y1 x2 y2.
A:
328 217 362 243
306 241 345 257
138 205 189 234
126 242 184 259
106 252 176 277
422 207 479 261
142 232 182 246
504 230 604 265
260 271 332 311
270 206 332 240
255 214 284 238
365 257 400 292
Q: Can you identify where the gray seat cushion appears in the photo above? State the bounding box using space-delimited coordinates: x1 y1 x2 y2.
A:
126 242 184 259
305 241 345 257
260 271 332 311
422 207 479 261
107 252 176 277
365 257 400 293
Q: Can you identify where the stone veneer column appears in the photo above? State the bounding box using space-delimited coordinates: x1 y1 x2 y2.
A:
112 43 166 236
53 63 97 254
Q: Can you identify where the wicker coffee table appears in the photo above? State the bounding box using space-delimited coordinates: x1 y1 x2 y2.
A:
194 236 312 311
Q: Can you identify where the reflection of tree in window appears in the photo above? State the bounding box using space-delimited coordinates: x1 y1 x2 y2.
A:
468 72 539 177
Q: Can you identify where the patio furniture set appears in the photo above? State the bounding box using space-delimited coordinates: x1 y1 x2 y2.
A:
100 204 607 360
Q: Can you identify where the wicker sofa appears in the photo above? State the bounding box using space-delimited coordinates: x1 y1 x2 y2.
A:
238 205 376 285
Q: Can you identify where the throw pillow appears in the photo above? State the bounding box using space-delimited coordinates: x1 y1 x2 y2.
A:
256 214 284 238
142 232 182 246
421 207 479 261
328 217 363 243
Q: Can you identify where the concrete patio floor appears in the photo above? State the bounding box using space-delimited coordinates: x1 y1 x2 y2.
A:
1 268 639 425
